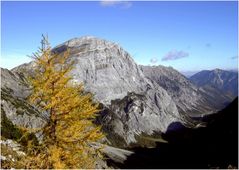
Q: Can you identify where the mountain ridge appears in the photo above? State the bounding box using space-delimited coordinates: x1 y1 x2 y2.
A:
140 65 230 117
4 36 238 148
10 36 182 147
190 69 238 100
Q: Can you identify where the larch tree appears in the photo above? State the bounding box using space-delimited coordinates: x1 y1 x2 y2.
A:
23 35 105 169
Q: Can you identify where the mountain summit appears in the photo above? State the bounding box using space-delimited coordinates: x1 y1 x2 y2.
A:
141 65 216 116
190 69 238 99
12 36 182 147
8 36 237 147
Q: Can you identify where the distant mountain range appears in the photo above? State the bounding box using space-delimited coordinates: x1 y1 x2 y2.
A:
1 36 238 149
180 69 238 78
180 70 199 77
140 66 237 117
190 69 238 100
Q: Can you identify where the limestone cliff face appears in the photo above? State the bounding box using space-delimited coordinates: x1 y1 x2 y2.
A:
5 36 234 147
12 36 182 147
140 65 220 116
140 65 238 117
1 68 46 129
1 67 30 99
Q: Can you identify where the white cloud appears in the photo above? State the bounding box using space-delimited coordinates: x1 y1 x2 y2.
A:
100 1 132 9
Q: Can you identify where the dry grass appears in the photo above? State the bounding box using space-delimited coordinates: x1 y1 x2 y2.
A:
0 143 25 169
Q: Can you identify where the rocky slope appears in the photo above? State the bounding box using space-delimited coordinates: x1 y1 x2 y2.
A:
11 36 183 147
116 98 238 169
190 69 238 99
1 68 46 130
7 37 236 147
140 65 226 116
1 67 134 168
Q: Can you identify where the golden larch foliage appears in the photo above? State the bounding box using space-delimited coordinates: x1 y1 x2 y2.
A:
22 35 105 169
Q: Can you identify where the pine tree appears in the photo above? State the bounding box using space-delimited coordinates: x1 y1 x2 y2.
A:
23 35 105 169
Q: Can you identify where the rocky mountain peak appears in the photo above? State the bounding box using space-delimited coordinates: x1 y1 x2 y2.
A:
11 36 183 147
213 68 223 73
190 69 238 99
65 36 110 48
52 36 122 58
4 36 237 148
140 65 217 116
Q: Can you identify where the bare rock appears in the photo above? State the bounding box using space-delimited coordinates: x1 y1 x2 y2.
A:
1 68 46 129
12 36 184 147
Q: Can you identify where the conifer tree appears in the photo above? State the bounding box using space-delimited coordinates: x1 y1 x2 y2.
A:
23 35 104 169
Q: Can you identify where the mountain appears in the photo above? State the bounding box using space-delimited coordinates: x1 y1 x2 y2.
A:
1 68 46 141
0 68 132 168
190 69 238 100
5 36 237 148
115 98 238 169
140 65 227 116
180 70 199 78
2 64 237 168
11 36 184 147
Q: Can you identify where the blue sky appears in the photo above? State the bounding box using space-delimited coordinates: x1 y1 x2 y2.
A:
1 1 238 72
